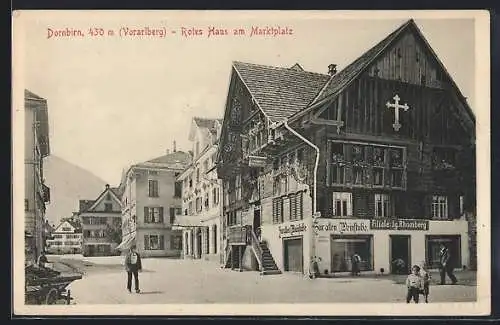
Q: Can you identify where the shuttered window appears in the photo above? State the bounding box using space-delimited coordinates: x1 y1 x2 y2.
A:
144 207 164 223
273 198 284 224
289 192 304 221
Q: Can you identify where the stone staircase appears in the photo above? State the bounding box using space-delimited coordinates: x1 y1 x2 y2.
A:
258 242 281 275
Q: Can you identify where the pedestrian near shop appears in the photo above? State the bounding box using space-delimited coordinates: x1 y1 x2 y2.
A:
125 245 142 293
439 243 458 285
406 265 424 303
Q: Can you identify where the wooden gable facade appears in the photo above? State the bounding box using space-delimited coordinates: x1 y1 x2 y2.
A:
217 66 266 228
288 20 476 221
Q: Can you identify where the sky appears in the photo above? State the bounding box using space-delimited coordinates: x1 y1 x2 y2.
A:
19 11 477 185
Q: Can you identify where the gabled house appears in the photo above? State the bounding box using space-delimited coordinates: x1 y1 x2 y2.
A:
175 117 223 262
216 19 475 276
79 184 123 256
118 145 191 257
46 219 82 254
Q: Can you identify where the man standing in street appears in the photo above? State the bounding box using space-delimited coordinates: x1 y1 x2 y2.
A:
439 243 458 285
125 245 142 293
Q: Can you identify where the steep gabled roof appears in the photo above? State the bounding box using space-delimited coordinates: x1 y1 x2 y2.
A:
109 186 124 199
232 61 330 122
79 185 122 213
291 19 475 125
310 20 411 105
79 200 95 212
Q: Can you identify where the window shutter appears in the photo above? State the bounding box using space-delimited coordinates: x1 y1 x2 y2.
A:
298 192 303 219
144 207 149 223
144 235 149 250
159 207 164 223
160 235 165 250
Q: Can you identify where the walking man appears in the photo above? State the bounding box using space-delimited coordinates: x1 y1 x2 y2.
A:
439 243 457 285
125 245 142 293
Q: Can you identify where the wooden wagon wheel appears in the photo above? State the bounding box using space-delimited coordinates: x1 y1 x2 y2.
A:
45 288 58 305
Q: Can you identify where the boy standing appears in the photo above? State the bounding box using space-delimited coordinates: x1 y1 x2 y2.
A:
406 265 424 303
125 245 142 293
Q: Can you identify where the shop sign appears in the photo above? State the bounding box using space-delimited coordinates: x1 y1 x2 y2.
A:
370 218 429 231
278 222 307 238
314 220 369 234
248 155 267 168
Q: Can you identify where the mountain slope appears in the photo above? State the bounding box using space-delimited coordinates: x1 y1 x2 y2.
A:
43 155 108 225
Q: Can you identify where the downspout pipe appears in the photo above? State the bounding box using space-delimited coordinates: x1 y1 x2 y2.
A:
281 121 320 273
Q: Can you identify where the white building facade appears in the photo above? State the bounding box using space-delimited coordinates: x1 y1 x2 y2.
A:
46 220 82 254
175 118 223 262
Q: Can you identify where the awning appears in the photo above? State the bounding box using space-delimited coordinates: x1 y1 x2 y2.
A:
173 215 203 227
115 233 136 251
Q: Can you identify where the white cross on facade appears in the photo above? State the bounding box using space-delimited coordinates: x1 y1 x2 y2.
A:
386 94 410 132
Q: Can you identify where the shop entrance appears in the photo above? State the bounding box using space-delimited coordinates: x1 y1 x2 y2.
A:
390 235 411 274
283 237 303 273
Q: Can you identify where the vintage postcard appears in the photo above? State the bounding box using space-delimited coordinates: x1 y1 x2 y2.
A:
12 10 490 316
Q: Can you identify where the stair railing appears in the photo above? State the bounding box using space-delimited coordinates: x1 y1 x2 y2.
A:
248 228 264 272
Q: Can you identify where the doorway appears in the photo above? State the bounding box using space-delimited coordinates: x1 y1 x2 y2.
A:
283 237 304 273
390 235 411 274
253 208 261 236
196 228 202 258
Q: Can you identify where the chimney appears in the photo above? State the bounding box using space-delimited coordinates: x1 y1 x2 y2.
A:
105 184 110 189
173 140 177 152
328 64 337 76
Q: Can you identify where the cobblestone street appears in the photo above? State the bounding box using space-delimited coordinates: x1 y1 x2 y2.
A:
50 255 478 304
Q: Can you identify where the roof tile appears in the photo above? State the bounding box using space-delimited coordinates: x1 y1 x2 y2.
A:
233 61 330 121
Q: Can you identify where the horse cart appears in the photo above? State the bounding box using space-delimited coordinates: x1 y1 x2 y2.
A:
25 265 82 305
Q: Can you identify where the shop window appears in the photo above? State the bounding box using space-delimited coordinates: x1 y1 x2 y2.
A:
375 194 391 218
432 195 448 220
332 192 352 217
144 234 165 250
331 235 374 272
426 235 461 269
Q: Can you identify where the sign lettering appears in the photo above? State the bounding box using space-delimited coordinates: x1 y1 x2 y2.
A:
314 220 369 234
370 218 429 231
278 223 307 238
